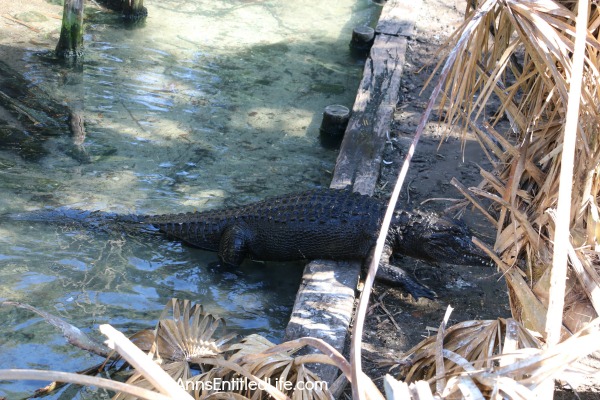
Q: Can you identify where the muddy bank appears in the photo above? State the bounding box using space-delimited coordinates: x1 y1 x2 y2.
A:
358 0 511 386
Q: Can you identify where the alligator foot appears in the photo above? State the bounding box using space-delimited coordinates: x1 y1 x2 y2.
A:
376 264 437 300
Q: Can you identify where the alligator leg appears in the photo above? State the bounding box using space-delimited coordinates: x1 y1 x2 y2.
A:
375 245 437 300
376 263 437 300
217 224 250 267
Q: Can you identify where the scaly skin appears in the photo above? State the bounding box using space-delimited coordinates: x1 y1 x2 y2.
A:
139 188 491 299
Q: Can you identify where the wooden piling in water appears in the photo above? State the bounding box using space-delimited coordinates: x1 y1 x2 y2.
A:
55 0 85 59
122 0 148 20
319 104 350 147
349 26 376 57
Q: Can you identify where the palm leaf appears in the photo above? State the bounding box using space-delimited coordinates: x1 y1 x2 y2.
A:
431 0 600 343
109 300 341 400
154 299 235 364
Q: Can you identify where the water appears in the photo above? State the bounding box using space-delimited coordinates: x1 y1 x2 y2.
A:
0 0 379 396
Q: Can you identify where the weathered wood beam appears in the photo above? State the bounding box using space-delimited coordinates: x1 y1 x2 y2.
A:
332 0 419 195
284 0 422 386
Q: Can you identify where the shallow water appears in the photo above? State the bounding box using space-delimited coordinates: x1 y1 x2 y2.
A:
0 0 379 396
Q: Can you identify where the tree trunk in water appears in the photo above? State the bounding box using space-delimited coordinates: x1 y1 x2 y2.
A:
122 0 148 20
55 0 84 59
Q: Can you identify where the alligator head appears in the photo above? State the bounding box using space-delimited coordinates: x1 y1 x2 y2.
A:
391 210 493 267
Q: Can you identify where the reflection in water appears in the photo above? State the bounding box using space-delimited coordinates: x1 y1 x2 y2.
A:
0 0 380 397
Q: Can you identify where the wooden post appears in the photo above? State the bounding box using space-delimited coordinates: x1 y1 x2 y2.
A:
55 0 84 59
122 0 148 20
320 105 350 147
349 26 375 57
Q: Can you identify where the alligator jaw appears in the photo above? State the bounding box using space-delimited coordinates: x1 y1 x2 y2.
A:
462 238 494 267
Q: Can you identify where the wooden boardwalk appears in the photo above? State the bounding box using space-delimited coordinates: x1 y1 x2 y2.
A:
284 0 423 386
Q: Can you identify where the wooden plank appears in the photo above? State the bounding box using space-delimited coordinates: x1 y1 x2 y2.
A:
332 6 413 195
376 0 420 37
284 0 423 386
283 260 360 384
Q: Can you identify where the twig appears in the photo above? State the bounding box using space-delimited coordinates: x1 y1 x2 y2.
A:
42 12 63 20
121 101 147 133
2 14 41 32
378 302 401 331
420 197 462 205
450 177 496 224
0 369 172 400
31 363 105 397
435 306 453 394
406 178 415 203
1 301 110 357
100 324 194 399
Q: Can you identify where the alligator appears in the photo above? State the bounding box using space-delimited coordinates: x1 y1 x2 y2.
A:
6 188 491 299
137 188 490 299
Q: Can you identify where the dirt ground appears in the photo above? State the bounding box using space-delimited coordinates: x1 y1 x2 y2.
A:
1 0 597 399
355 0 512 389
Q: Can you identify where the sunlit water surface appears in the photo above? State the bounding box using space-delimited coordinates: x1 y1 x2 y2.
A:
0 0 379 396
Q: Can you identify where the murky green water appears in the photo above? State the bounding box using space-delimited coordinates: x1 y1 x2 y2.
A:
0 0 379 396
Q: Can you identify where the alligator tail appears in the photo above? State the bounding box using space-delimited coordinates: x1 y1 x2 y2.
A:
1 207 144 232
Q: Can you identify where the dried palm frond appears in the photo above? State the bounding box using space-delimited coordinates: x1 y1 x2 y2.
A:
398 318 542 383
0 369 176 400
191 334 375 399
113 299 236 400
154 299 235 363
110 299 360 400
389 317 600 399
428 0 600 341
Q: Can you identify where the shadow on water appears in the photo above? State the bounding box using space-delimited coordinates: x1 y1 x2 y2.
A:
0 0 381 396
